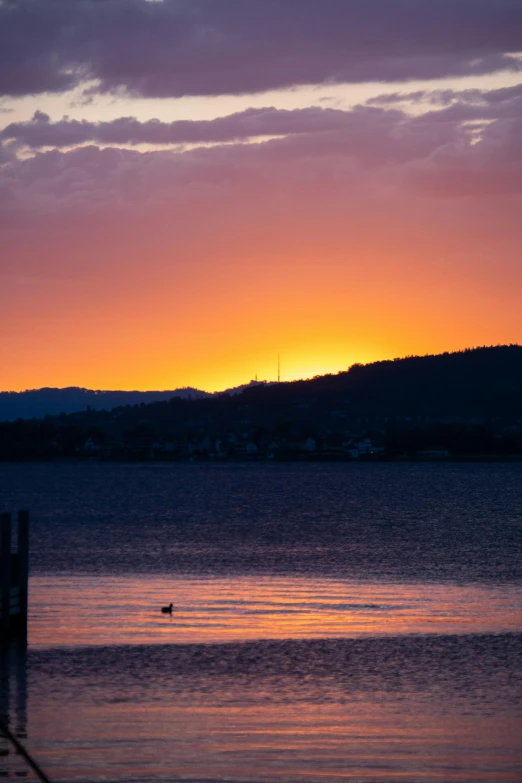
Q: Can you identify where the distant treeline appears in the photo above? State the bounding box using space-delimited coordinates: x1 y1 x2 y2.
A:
1 345 522 461
0 386 210 421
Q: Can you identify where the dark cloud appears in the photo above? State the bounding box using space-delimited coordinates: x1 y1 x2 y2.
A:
0 0 521 98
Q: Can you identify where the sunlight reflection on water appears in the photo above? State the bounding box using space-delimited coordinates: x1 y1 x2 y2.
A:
1 463 521 782
29 574 522 647
3 634 522 783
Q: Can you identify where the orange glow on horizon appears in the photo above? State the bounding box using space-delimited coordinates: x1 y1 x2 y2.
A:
4 237 521 393
3 162 521 394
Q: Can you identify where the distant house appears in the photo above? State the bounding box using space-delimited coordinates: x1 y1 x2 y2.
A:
344 437 384 458
234 441 258 457
356 438 373 455
152 440 179 456
83 437 100 453
188 436 212 456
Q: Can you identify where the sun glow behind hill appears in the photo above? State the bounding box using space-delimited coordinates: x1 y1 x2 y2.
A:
1 1 521 393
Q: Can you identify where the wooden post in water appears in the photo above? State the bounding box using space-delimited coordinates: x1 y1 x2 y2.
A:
0 512 29 647
17 511 29 646
0 513 11 645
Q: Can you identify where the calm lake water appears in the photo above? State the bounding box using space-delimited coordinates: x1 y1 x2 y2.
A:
1 462 522 782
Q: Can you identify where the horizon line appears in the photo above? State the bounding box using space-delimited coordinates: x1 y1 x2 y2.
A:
1 343 520 396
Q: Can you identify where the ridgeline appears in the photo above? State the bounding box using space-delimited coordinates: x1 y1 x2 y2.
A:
1 346 522 461
0 386 210 421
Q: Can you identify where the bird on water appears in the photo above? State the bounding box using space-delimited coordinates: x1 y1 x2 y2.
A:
161 603 173 614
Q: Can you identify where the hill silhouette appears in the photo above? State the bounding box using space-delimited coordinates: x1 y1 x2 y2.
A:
1 346 521 460
0 386 210 421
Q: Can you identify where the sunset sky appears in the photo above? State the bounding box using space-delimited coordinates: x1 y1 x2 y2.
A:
1 0 521 392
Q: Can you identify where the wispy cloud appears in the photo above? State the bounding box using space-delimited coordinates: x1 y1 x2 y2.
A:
1 106 404 148
5 83 522 151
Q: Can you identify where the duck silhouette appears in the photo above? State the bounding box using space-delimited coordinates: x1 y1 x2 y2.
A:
161 603 173 614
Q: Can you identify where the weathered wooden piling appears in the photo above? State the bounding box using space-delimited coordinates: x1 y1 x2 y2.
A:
0 513 10 643
0 511 30 647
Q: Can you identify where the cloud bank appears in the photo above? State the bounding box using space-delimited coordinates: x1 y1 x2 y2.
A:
1 81 521 229
1 0 521 98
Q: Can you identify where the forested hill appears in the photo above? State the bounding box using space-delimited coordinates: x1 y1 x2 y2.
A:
0 386 210 422
1 346 522 460
274 344 522 419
